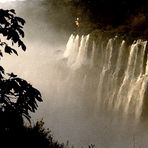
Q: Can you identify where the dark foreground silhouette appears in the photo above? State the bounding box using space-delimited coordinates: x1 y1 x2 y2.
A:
0 120 66 148
0 9 65 148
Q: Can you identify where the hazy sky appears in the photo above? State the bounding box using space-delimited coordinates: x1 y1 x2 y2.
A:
0 0 24 2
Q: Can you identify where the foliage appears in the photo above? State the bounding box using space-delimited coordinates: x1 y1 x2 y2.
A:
0 9 42 130
0 9 26 56
0 120 66 148
0 119 94 148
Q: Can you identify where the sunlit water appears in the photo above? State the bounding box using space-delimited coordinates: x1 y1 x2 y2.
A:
65 35 148 121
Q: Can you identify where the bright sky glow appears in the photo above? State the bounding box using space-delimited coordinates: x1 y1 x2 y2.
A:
0 0 25 3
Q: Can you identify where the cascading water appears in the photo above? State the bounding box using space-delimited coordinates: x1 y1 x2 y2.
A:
63 33 148 122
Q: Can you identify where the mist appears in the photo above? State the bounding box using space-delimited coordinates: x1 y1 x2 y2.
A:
1 0 148 148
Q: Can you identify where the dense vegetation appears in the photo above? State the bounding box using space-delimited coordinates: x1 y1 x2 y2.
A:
43 0 148 39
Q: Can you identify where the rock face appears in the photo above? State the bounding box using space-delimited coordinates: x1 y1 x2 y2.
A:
65 0 148 39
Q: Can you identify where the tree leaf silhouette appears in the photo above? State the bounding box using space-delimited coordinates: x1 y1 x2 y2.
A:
5 45 18 55
0 51 3 57
17 28 24 38
0 66 4 74
21 43 26 51
5 45 12 54
9 9 16 14
0 9 42 129
15 17 26 25
0 9 26 54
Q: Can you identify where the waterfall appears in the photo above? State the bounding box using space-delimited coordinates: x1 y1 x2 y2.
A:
63 34 148 122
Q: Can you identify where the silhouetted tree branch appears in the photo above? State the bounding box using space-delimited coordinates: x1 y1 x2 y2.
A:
0 9 42 131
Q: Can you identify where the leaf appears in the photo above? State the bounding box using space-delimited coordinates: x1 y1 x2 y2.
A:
0 50 3 57
21 43 26 51
22 112 31 122
17 28 24 38
11 48 18 55
0 66 4 74
9 9 16 14
7 73 17 78
4 46 18 55
18 40 26 51
7 34 11 40
5 45 12 54
11 31 19 43
36 94 42 102
15 17 26 25
18 40 22 47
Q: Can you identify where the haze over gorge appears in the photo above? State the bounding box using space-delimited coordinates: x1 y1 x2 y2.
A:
1 0 148 148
